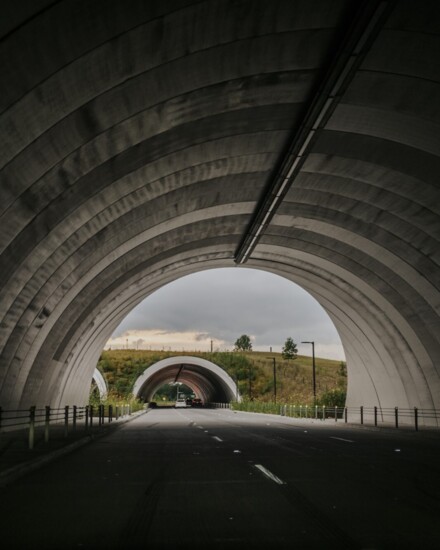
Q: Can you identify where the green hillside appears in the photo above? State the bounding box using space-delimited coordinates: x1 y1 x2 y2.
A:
96 349 347 406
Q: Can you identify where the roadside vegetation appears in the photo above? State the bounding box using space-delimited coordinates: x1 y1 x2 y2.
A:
93 349 347 407
89 387 145 412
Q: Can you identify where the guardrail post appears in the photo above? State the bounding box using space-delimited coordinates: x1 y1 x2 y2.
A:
360 406 364 425
90 405 94 429
28 406 36 450
322 406 326 421
344 407 348 423
414 407 418 431
374 406 378 427
44 406 51 443
109 405 113 423
73 405 77 432
299 405 302 418
315 405 318 419
395 407 399 429
335 406 338 422
64 405 69 438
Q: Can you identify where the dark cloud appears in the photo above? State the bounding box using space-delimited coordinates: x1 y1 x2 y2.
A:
112 267 344 359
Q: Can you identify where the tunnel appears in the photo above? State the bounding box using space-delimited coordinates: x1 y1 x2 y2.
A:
132 356 239 404
92 368 108 400
0 1 439 423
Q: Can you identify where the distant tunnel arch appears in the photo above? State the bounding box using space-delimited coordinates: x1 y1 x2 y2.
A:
92 368 108 400
132 356 240 404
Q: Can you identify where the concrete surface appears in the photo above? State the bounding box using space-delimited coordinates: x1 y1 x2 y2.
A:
0 408 439 549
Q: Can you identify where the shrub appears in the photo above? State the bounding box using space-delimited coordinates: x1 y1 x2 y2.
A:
316 388 346 407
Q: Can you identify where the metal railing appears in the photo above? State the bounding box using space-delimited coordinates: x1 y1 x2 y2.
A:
226 402 440 431
0 403 136 450
6 401 436 451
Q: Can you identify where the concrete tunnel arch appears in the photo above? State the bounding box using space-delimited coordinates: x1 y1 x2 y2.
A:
92 368 108 400
0 1 440 426
132 356 240 404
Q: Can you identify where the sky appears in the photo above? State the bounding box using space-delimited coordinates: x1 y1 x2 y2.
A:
106 267 345 360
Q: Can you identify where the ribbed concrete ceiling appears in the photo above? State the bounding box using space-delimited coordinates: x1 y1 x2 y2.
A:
0 1 439 416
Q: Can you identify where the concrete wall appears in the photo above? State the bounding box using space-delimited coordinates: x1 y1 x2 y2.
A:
0 1 439 420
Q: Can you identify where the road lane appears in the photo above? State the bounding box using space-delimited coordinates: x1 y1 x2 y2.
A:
0 407 439 549
209 409 440 548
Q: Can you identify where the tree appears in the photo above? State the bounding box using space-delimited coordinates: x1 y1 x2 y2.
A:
282 337 298 360
234 334 252 351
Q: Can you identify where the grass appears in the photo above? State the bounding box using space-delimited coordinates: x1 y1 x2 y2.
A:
95 349 347 406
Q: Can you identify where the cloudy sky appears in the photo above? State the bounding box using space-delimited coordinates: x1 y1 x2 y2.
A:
106 267 345 360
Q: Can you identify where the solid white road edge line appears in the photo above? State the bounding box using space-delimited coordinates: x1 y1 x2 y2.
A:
212 436 223 442
330 437 354 443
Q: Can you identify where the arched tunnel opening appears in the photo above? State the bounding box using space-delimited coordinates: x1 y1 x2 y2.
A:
1 2 440 546
0 0 439 427
132 356 240 405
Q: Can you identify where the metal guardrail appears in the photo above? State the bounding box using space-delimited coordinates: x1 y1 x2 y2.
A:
222 402 440 431
0 404 135 450
6 402 436 451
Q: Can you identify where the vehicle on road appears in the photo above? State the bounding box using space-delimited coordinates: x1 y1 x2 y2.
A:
175 399 187 408
192 398 203 407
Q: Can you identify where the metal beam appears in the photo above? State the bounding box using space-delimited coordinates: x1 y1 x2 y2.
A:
174 364 185 383
234 0 395 264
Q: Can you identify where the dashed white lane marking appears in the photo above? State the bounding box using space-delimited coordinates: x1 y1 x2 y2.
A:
330 437 354 443
212 436 223 442
254 464 286 485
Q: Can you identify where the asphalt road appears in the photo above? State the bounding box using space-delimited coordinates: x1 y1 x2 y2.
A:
1 408 439 549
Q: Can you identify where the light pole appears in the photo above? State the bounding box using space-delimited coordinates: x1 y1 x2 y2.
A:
272 357 277 403
174 382 182 400
301 341 316 404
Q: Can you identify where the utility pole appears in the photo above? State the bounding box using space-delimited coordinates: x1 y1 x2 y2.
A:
248 365 252 400
301 341 316 404
273 357 277 403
